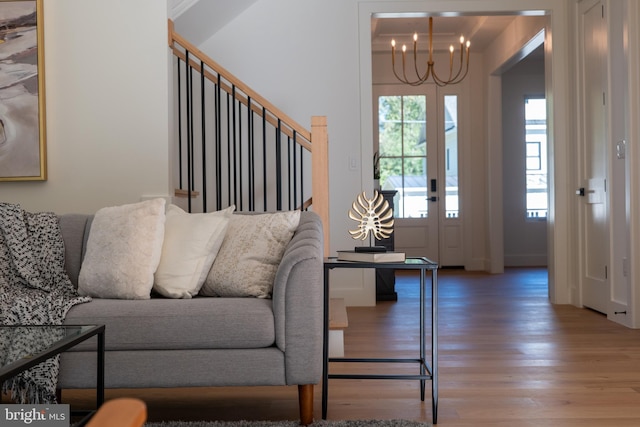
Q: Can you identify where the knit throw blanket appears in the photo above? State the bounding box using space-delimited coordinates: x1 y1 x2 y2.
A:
0 203 91 404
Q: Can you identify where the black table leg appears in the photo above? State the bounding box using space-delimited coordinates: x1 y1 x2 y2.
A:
420 268 426 401
97 328 105 408
322 265 330 419
432 269 438 424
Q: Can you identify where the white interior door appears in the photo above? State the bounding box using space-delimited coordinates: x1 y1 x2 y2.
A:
579 0 609 314
375 85 439 261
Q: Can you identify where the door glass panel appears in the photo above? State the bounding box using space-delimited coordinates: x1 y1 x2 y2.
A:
378 95 428 218
402 157 427 218
444 95 459 218
403 96 427 156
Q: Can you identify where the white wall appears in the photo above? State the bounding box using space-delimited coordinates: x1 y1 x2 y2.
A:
1 0 171 214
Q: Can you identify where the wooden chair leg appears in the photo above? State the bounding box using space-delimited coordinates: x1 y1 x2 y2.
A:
86 398 147 427
298 384 314 426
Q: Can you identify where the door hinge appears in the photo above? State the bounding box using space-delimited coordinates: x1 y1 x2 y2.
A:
605 265 608 279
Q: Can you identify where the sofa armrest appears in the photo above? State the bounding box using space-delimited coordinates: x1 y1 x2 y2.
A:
272 211 324 385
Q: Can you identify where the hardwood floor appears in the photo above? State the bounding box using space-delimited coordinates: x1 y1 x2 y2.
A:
62 268 640 425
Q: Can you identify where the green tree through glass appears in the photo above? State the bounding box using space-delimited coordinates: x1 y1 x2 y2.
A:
378 95 427 217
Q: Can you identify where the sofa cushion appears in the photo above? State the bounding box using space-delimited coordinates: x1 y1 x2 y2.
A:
200 210 300 298
78 199 166 300
64 297 275 351
153 205 234 298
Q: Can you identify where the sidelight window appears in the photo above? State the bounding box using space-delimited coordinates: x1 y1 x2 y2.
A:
525 97 548 219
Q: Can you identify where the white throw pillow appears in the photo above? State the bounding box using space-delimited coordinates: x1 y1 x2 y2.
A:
200 210 301 298
78 198 166 299
153 204 234 298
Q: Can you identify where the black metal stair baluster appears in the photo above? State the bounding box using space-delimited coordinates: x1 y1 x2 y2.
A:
300 142 304 211
232 86 239 209
177 55 183 191
248 97 255 211
215 73 222 211
276 119 283 211
237 95 243 211
226 91 232 208
287 135 292 210
200 60 207 212
293 131 298 210
186 50 193 212
262 107 267 212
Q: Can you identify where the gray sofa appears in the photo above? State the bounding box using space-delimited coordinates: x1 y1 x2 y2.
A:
56 211 324 425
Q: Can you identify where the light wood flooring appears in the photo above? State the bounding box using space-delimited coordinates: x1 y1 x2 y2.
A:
62 268 640 426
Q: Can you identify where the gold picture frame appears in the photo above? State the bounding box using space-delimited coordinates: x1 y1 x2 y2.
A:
0 0 46 181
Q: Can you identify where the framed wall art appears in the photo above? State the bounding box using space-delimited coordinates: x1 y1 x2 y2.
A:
0 0 46 181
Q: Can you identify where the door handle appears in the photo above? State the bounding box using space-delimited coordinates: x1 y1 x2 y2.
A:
576 187 595 196
428 196 439 202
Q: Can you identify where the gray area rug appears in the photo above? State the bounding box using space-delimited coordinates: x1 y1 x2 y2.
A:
145 420 431 427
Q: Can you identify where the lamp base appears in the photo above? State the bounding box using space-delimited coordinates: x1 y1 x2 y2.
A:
354 246 387 253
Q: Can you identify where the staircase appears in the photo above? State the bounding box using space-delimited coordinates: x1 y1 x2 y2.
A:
167 20 329 255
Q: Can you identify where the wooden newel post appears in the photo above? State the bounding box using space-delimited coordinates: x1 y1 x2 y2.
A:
311 116 330 257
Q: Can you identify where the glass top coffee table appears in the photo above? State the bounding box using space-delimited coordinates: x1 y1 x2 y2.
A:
0 324 105 414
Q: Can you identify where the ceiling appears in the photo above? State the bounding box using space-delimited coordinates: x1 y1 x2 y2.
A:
371 15 522 53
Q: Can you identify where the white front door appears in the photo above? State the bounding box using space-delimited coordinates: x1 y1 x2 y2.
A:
374 85 440 262
579 0 609 314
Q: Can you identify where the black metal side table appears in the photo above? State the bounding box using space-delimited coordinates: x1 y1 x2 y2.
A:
322 257 439 424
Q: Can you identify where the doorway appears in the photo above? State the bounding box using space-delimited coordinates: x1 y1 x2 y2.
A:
501 47 548 267
360 2 573 305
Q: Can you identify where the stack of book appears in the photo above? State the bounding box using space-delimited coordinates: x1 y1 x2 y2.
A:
336 250 406 263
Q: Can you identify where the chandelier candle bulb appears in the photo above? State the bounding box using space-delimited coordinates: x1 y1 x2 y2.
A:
449 45 454 72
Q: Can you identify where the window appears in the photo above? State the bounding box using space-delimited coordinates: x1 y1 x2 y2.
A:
378 95 427 218
524 97 547 219
444 95 459 218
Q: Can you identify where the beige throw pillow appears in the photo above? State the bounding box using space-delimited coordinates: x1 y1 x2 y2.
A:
200 210 301 298
78 198 166 299
153 205 234 298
